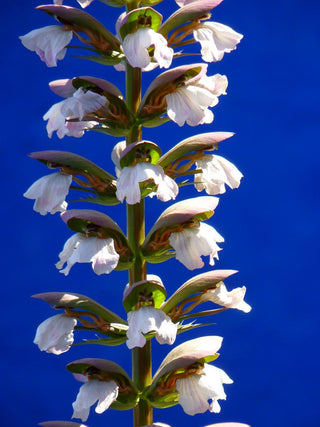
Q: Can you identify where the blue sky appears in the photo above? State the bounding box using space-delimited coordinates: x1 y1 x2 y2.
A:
2 0 320 426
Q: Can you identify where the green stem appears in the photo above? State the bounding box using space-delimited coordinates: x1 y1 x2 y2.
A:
126 58 153 426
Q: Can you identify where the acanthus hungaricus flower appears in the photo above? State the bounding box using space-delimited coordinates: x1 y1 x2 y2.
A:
24 172 72 215
194 154 243 195
166 73 228 127
116 162 179 205
169 222 224 270
200 283 252 313
176 363 233 415
56 233 120 276
126 306 177 349
34 314 77 355
19 25 73 67
43 87 107 139
193 22 243 63
122 27 173 69
72 376 119 422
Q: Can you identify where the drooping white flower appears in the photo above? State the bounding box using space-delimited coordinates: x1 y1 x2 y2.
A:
34 314 77 355
169 222 224 270
54 0 94 7
72 378 119 422
56 233 120 276
166 74 228 127
193 22 243 63
176 363 233 415
122 27 173 69
116 162 178 205
43 87 107 139
24 172 72 215
201 284 252 313
19 25 73 67
195 154 243 195
126 306 177 349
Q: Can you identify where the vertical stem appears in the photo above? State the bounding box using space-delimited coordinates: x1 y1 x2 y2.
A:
126 57 153 426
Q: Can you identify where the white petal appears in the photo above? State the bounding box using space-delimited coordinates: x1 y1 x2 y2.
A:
194 22 243 63
126 307 177 349
19 25 72 67
77 0 94 7
123 28 173 69
123 28 153 68
55 233 85 274
169 223 224 270
61 237 119 276
43 88 106 139
72 379 118 422
24 172 72 215
111 140 127 178
34 314 77 355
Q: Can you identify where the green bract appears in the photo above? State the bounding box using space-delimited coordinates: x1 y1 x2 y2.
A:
119 8 163 40
123 277 166 312
119 141 162 168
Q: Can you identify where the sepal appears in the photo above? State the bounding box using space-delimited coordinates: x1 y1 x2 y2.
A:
61 209 134 270
67 358 139 410
29 150 118 206
123 276 166 312
159 0 223 37
32 291 125 324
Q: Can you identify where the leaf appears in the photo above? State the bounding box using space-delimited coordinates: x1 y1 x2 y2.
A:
37 5 121 51
75 336 127 346
32 292 125 324
159 0 223 37
162 270 238 315
158 132 235 169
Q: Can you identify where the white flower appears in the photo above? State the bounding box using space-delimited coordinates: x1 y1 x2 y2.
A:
34 314 77 355
54 0 94 7
56 233 120 276
166 74 228 127
111 140 127 178
201 284 252 313
126 306 177 349
24 172 72 215
169 222 224 270
116 162 178 205
72 378 119 422
176 363 233 415
19 25 73 67
43 87 107 139
122 28 173 69
195 154 243 195
194 22 243 63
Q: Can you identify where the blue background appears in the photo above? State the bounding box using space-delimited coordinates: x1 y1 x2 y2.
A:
2 0 320 426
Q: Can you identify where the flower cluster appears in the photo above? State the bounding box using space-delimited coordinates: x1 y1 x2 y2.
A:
22 0 250 426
